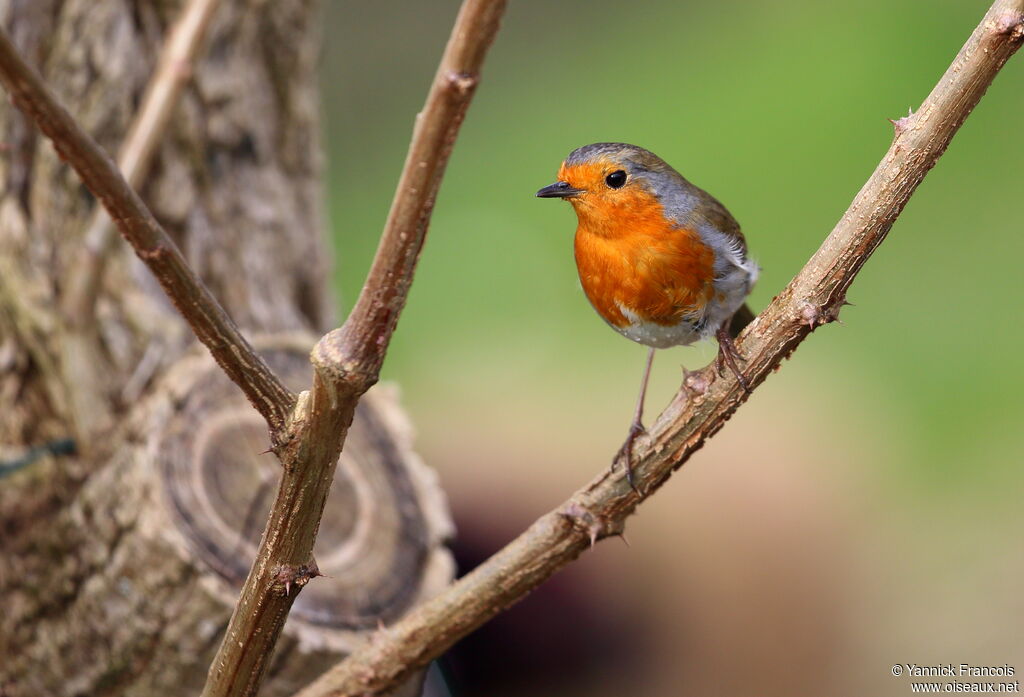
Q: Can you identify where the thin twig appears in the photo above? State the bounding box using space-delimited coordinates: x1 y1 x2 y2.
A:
198 2 507 697
0 25 295 438
293 2 1024 695
311 2 505 388
61 0 224 319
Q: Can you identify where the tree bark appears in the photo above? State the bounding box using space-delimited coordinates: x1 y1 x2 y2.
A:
0 2 452 695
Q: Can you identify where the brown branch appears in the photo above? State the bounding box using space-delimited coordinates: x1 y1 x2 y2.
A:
293 2 1024 696
198 2 507 697
62 0 224 320
311 1 505 388
55 0 224 440
0 23 294 437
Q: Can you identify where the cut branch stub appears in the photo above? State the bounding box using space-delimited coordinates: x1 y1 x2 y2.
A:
0 336 453 697
162 338 453 633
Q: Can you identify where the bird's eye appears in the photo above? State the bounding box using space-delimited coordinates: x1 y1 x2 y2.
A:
605 170 627 189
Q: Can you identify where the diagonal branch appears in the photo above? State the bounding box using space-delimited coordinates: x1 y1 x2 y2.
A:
0 25 295 437
310 0 506 389
198 2 507 697
56 0 225 439
62 0 224 320
293 2 1024 695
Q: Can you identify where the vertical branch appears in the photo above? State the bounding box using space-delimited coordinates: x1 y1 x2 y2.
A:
312 0 506 388
198 2 508 697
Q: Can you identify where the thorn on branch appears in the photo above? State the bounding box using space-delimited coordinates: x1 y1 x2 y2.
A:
799 302 822 329
273 391 309 462
446 71 478 95
800 298 850 329
273 561 323 597
824 296 853 325
888 106 915 135
560 503 623 547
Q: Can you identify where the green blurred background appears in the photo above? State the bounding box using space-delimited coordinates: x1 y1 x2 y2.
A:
322 1 1023 695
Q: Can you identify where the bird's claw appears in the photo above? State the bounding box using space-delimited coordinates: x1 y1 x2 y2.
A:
715 326 751 393
613 421 645 493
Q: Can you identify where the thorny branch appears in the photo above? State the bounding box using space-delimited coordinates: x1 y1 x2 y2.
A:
199 2 507 697
293 2 1024 696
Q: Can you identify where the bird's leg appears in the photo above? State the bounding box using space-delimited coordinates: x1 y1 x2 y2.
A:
614 347 655 493
715 323 751 392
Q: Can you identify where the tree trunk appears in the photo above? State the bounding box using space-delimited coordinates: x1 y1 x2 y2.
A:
0 2 452 695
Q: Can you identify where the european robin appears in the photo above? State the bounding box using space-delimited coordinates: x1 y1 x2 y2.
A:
537 143 759 489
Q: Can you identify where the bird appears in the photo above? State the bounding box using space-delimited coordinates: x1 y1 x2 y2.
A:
536 142 759 490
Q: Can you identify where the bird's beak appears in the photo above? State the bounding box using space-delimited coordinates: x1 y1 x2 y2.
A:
536 180 584 199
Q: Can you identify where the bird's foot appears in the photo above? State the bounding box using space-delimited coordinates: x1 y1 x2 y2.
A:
613 420 646 493
715 325 751 393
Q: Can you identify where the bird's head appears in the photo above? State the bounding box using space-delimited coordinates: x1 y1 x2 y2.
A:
536 142 690 236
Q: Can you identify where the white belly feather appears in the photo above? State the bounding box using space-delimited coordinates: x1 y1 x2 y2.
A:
610 241 759 350
613 303 703 349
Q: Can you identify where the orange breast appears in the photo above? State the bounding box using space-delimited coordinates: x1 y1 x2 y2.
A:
572 193 715 329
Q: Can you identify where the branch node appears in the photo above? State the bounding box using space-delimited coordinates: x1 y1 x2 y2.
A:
799 302 823 329
311 330 379 404
446 70 478 95
994 11 1024 40
800 299 847 328
681 366 710 396
823 296 852 325
888 106 915 135
272 561 323 597
560 502 624 547
274 390 311 463
138 244 171 262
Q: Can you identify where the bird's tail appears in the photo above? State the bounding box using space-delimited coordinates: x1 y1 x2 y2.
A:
727 303 756 339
